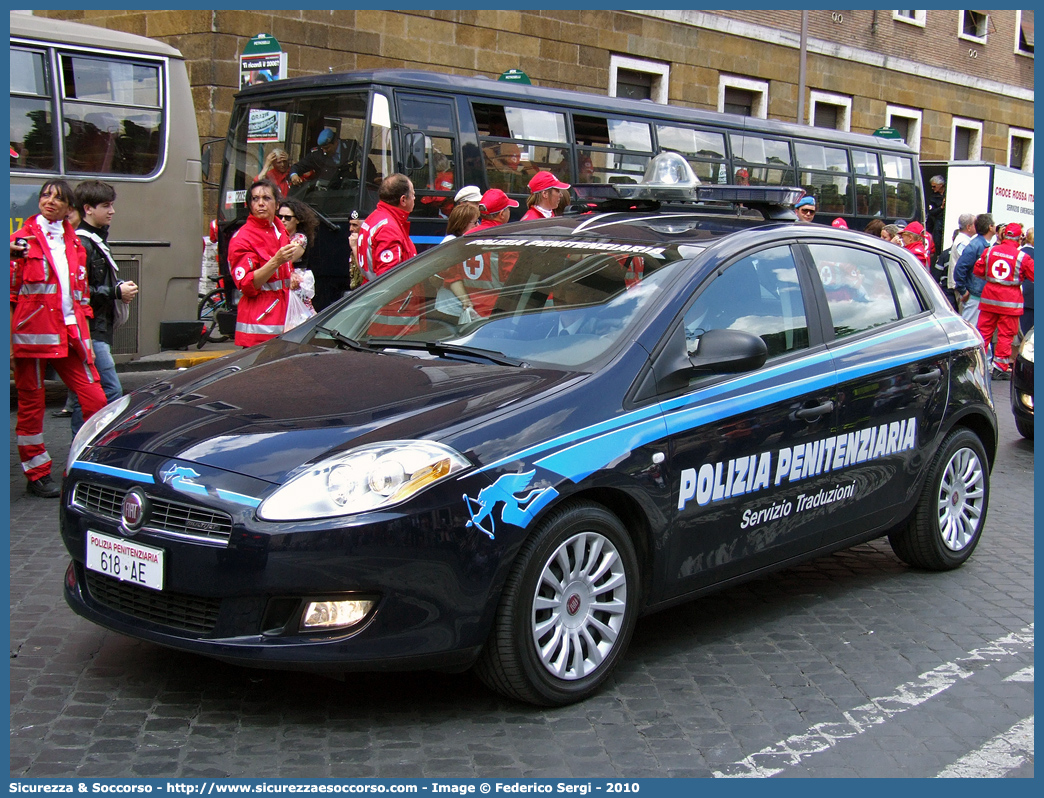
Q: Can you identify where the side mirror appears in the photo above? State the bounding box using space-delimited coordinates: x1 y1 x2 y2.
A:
200 139 224 187
403 131 426 171
688 328 768 373
638 325 770 401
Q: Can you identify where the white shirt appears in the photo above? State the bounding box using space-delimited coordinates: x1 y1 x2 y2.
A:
948 230 973 287
38 216 77 324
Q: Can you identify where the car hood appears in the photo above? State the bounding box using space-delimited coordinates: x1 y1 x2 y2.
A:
104 341 580 483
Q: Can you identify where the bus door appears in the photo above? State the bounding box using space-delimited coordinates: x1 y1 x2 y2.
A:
395 93 461 249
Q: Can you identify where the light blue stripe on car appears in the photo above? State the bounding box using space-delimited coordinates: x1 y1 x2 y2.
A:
70 461 156 484
216 489 262 507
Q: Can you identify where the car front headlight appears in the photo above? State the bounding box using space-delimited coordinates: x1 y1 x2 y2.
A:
1020 328 1034 364
66 394 131 473
258 440 471 521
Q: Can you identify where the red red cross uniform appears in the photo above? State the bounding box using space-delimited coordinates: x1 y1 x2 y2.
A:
11 215 107 481
974 238 1034 372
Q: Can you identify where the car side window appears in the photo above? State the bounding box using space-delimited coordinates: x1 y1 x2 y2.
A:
683 245 809 359
808 244 899 338
885 258 926 317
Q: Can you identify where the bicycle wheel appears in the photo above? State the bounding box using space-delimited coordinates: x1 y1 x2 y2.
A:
197 288 230 344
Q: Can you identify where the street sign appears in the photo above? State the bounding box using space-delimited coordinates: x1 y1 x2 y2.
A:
873 126 903 140
241 33 286 89
240 34 288 143
498 68 531 85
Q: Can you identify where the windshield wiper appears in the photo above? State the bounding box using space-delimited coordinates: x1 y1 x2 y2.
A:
315 326 373 353
368 338 527 368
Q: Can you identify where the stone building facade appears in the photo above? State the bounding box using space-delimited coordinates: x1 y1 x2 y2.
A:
37 8 1034 215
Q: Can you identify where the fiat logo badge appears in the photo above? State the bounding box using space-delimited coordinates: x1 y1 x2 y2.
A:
120 488 148 533
566 594 582 616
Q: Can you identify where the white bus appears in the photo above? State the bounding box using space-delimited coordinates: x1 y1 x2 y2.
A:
10 11 203 358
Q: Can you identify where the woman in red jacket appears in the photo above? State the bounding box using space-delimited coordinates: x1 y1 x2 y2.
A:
10 180 107 497
521 171 571 221
228 179 303 347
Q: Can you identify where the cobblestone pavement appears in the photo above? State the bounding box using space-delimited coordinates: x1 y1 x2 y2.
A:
9 375 1033 778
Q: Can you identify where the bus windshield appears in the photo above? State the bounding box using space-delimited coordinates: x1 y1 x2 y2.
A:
222 90 389 222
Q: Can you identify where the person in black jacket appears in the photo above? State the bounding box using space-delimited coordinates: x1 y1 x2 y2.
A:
68 180 138 434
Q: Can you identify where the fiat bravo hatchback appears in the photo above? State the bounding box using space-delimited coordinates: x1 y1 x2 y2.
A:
61 172 997 706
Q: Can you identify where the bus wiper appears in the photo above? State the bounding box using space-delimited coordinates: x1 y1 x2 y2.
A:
315 326 372 352
368 338 527 368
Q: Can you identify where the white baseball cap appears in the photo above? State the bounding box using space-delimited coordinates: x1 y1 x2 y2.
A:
454 185 482 203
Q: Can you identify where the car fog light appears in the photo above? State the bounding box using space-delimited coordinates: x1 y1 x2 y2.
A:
301 599 374 631
1021 392 1034 411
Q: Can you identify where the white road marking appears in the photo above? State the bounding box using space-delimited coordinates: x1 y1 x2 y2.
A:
713 624 1034 777
936 716 1034 778
1004 665 1034 682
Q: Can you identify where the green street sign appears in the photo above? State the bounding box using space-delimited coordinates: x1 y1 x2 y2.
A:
498 68 531 85
243 33 282 56
873 126 903 140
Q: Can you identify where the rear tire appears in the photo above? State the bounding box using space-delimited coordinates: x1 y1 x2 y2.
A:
475 500 639 706
888 428 990 571
197 288 230 344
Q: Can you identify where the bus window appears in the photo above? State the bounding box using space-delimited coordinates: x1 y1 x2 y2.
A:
730 133 793 186
795 142 851 215
370 91 393 198
881 154 916 218
885 180 917 218
10 47 55 171
398 95 458 217
881 153 913 180
852 149 880 176
852 151 881 216
474 102 570 193
59 53 162 176
411 135 457 218
655 125 727 183
227 91 370 220
474 103 568 143
856 177 882 216
574 115 653 185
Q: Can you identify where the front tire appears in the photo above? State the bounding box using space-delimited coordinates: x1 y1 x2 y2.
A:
888 427 990 570
475 500 639 706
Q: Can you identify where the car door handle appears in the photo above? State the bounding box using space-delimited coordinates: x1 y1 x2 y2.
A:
913 368 942 384
796 400 834 421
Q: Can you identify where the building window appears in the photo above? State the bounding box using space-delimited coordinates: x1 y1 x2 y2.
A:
1015 10 1034 56
951 118 983 161
893 10 926 27
609 55 669 104
718 76 768 119
1008 128 1034 172
959 10 988 42
808 90 851 132
886 105 923 152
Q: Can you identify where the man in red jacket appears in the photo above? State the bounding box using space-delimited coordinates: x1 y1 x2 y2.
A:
10 180 107 497
974 221 1034 379
358 174 421 337
358 174 417 283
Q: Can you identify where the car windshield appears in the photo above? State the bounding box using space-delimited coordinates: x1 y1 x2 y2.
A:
310 234 693 368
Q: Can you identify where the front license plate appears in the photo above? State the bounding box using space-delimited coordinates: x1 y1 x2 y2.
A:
86 531 164 591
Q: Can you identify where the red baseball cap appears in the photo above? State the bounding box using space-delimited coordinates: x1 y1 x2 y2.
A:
1003 222 1023 239
479 188 519 215
528 171 571 193
831 217 848 229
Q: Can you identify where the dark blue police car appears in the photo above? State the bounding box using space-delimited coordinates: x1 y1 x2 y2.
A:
60 159 997 706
